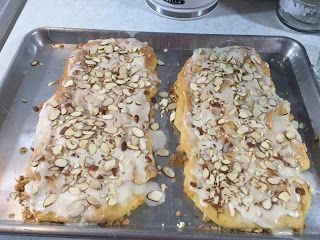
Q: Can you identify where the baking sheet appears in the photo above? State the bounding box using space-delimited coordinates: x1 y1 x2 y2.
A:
0 28 319 239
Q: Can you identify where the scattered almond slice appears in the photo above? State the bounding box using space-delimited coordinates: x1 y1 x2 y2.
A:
156 148 170 157
43 194 57 207
162 166 175 178
147 190 163 202
31 60 39 66
157 59 165 66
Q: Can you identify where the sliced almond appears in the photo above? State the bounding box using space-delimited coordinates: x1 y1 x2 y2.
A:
276 133 285 143
70 202 85 217
87 196 101 207
156 148 170 157
278 191 290 202
267 176 281 185
103 97 114 106
65 140 78 150
162 166 175 178
104 126 118 134
260 140 271 150
54 158 68 168
239 110 251 119
157 59 165 66
85 59 96 65
64 80 73 88
202 168 209 179
251 55 261 64
73 129 82 138
52 145 63 155
43 194 57 207
88 143 97 155
108 104 119 112
158 91 168 98
150 123 160 131
285 131 296 140
64 128 74 137
147 190 163 202
237 125 249 135
244 63 253 73
220 165 229 172
78 182 89 191
48 109 60 121
227 172 238 182
79 139 88 148
31 60 39 66
104 159 116 171
89 179 102 190
170 111 176 122
70 111 82 117
108 197 118 206
100 143 110 154
131 127 144 138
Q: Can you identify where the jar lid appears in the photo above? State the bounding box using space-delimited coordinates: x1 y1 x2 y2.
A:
146 0 218 19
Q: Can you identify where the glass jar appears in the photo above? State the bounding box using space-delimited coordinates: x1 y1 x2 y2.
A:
277 0 320 32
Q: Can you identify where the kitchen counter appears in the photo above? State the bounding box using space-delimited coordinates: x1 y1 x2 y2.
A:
0 0 319 238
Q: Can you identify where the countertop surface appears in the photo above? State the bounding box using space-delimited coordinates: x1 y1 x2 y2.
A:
0 0 319 238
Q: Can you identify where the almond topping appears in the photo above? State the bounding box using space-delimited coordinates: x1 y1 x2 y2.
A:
43 194 57 207
202 168 210 179
70 202 85 217
54 158 68 168
162 166 175 178
150 123 160 131
131 127 144 138
88 143 97 155
108 197 117 206
87 196 101 207
65 140 78 150
156 148 170 157
104 159 116 171
285 131 296 140
237 125 249 135
48 109 60 120
267 177 281 185
278 191 290 202
227 172 238 182
52 145 63 155
147 190 163 202
262 198 272 210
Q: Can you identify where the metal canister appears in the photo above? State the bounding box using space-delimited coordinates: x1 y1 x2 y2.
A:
146 0 219 19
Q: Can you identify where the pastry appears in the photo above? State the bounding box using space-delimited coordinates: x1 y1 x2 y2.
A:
19 38 160 223
174 46 311 231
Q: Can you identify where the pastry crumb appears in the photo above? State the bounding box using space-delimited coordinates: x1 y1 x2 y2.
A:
177 221 185 229
176 210 181 217
19 147 28 155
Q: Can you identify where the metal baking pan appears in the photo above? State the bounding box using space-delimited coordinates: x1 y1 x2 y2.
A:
0 27 319 239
